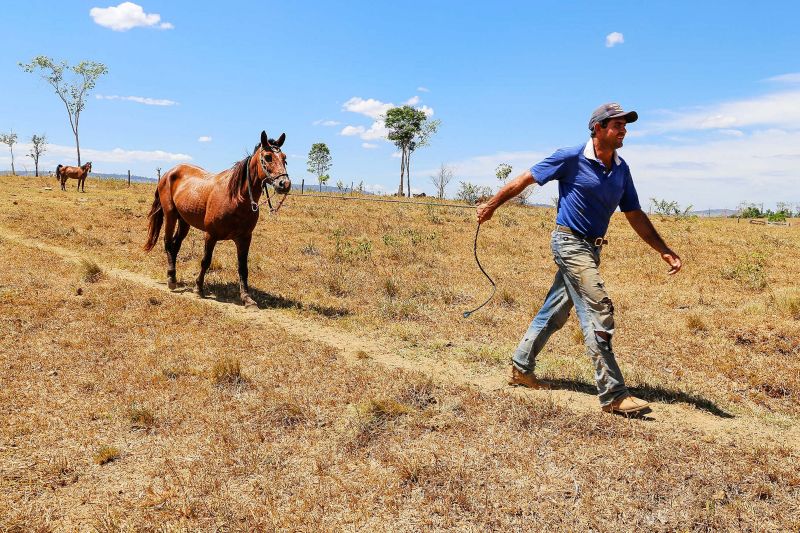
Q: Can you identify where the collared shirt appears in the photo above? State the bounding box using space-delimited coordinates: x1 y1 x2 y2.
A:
530 140 640 238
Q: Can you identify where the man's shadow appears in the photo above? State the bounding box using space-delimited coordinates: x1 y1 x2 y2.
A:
200 282 351 318
545 378 734 418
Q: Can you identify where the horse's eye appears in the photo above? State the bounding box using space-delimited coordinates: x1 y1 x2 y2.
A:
263 153 272 162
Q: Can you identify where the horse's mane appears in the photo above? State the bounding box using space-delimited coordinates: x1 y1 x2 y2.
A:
227 156 250 202
226 142 279 201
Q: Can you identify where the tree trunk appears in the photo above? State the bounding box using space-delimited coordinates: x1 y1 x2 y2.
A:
397 148 405 196
9 145 15 175
406 151 411 198
75 130 81 166
34 157 39 177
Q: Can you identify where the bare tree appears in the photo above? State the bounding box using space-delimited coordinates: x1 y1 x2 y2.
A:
20 56 108 165
0 131 18 175
429 163 454 199
27 134 47 177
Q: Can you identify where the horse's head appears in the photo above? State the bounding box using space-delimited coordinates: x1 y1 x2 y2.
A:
256 131 291 194
84 161 92 173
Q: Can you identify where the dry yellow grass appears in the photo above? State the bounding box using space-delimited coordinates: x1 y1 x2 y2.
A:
1 175 799 530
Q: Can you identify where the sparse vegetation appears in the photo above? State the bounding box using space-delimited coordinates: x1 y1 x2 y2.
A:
80 257 103 282
211 356 246 386
93 445 120 465
1 175 799 530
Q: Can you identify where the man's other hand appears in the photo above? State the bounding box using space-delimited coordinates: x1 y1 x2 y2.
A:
662 250 682 275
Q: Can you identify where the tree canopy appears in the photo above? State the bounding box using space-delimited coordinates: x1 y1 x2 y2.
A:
385 106 440 196
20 56 108 165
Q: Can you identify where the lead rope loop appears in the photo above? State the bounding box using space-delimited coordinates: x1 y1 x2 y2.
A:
463 222 496 318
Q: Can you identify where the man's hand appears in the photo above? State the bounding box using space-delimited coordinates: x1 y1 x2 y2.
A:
661 250 682 275
476 203 495 224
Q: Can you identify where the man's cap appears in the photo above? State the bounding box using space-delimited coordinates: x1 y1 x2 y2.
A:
588 103 638 131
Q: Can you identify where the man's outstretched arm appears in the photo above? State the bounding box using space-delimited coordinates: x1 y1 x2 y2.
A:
624 209 682 275
476 170 535 224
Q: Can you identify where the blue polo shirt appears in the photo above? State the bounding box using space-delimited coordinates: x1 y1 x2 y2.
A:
531 141 641 238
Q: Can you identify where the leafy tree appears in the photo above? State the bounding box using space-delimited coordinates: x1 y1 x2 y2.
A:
429 163 454 199
27 134 48 177
0 131 18 175
20 56 108 165
385 105 440 197
495 163 512 183
650 197 693 218
307 142 332 192
318 174 330 192
456 181 492 205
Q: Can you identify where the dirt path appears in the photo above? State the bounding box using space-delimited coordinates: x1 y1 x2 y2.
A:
2 229 797 450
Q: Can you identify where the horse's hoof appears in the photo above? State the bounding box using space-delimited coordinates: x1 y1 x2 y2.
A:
168 280 177 290
243 298 258 309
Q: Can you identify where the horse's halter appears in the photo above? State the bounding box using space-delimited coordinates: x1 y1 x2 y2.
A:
246 147 289 213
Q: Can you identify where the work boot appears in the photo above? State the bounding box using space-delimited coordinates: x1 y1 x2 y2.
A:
508 366 551 390
601 395 651 415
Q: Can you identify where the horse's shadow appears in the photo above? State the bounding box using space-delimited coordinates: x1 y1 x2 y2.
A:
200 282 350 318
545 377 733 418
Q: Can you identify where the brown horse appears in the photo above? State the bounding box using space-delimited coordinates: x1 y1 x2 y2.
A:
144 130 291 307
55 162 92 192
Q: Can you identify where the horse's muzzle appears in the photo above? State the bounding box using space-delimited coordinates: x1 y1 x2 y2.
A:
275 178 291 194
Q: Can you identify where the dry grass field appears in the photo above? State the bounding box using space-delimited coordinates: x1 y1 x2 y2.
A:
1 174 799 531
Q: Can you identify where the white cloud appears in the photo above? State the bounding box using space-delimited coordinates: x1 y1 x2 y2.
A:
342 97 394 119
198 136 212 142
96 94 178 106
313 119 341 126
417 86 430 93
605 32 624 48
764 73 800 84
364 183 388 194
361 143 378 149
340 125 365 136
643 90 800 133
90 2 174 31
624 128 800 209
419 105 434 117
1 142 191 175
340 95 434 142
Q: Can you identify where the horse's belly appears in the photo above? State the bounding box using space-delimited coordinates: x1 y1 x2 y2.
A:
174 182 212 229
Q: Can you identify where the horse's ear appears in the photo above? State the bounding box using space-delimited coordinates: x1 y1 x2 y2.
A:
261 131 270 149
275 133 286 147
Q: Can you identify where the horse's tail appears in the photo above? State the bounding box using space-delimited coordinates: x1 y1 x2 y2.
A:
56 164 63 179
143 189 164 252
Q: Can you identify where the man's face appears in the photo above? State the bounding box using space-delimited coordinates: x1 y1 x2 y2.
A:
597 118 627 149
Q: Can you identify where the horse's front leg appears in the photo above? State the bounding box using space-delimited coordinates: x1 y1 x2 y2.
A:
195 232 217 298
235 233 257 308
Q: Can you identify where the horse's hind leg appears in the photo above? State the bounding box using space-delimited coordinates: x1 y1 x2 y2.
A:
234 233 257 308
195 232 217 298
163 212 179 289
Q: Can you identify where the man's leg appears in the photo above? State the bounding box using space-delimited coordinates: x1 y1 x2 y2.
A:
511 270 573 374
552 240 629 406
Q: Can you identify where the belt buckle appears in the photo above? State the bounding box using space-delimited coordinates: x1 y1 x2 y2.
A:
593 237 608 246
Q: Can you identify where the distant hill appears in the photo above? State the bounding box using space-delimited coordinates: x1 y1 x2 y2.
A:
1 170 156 183
689 208 738 217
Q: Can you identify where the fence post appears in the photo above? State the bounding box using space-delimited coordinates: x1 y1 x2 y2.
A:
127 170 131 187
301 179 304 195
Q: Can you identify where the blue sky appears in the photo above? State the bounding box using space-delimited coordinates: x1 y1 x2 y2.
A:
2 1 800 210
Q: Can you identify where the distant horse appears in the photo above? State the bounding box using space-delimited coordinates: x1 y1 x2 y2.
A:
56 162 92 192
144 131 291 307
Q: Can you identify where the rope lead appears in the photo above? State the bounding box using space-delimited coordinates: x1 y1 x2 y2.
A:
463 223 496 318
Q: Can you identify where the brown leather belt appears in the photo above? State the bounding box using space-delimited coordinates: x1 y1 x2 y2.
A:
556 224 608 246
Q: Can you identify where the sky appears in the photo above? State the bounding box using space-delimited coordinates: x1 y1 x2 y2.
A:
2 0 800 210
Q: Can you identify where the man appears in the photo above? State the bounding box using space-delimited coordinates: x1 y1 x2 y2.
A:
476 103 682 415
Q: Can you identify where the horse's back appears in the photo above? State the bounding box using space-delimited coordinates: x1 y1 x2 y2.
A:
159 164 223 229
